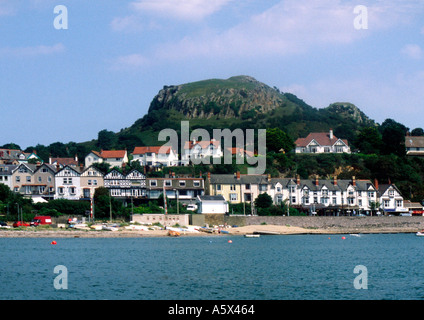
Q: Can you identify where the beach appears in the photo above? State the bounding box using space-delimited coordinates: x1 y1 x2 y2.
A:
0 223 420 238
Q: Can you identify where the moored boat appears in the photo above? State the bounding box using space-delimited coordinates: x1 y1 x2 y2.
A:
244 234 260 238
168 230 180 237
416 230 424 236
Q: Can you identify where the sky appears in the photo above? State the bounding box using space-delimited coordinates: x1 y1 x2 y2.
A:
1 0 424 150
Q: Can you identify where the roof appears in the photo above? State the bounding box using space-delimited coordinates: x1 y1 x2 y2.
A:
90 150 127 159
295 132 348 147
133 146 173 155
209 174 270 185
226 147 254 157
50 157 78 166
198 195 226 201
270 178 375 192
184 140 220 150
405 136 424 148
377 184 403 197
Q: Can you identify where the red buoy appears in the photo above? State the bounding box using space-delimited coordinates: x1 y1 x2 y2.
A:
51 240 57 245
341 236 346 240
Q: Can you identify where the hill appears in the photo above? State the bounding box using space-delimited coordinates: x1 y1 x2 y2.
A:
121 75 375 147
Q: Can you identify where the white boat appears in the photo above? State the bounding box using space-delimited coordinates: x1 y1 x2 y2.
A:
349 234 361 237
90 224 103 231
125 225 150 231
102 224 119 231
244 234 260 238
416 231 424 236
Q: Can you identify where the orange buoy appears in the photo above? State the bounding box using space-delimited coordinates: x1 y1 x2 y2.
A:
228 240 232 243
341 236 346 240
51 240 57 245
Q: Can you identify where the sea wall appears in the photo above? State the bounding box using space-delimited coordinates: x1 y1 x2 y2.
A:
196 214 424 232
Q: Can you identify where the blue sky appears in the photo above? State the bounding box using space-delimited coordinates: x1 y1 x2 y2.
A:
1 0 424 149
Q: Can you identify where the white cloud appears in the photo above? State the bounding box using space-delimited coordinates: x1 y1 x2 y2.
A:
130 0 233 21
401 44 423 59
0 43 65 57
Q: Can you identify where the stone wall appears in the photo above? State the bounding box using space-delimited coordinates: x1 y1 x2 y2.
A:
196 214 424 231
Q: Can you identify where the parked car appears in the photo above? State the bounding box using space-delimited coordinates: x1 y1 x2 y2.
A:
186 204 198 211
0 221 10 228
13 221 30 228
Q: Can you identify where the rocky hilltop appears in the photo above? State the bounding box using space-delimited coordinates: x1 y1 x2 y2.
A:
148 75 286 119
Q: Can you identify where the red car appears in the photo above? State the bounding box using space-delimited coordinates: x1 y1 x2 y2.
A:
13 221 30 228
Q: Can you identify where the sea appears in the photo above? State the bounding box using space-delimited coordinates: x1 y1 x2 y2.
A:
1 233 424 301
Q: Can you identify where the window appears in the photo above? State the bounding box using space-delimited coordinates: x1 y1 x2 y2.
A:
277 187 281 193
38 177 42 183
245 184 251 190
230 193 237 201
291 196 296 203
389 190 394 197
332 197 337 205
88 180 92 186
26 176 31 182
259 184 267 191
384 200 390 207
348 198 355 205
289 186 296 193
230 184 236 191
324 147 330 153
165 180 172 187
58 187 64 195
322 189 328 197
368 191 374 198
216 184 221 191
179 180 186 187
63 178 72 185
69 187 76 195
193 180 200 187
396 200 403 207
16 176 20 182
150 180 157 187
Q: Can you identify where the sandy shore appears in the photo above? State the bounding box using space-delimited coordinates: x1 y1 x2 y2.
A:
0 224 418 238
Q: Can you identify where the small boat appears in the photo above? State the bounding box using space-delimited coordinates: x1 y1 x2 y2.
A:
102 224 119 231
199 227 214 233
244 234 260 238
349 234 361 237
220 230 230 234
168 230 180 237
253 230 280 235
90 224 103 231
416 231 424 236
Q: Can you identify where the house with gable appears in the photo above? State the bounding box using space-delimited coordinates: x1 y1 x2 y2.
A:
0 164 17 190
132 146 178 167
181 138 223 164
49 155 79 168
103 168 146 199
80 165 104 199
295 129 351 154
54 165 82 200
85 149 128 168
376 181 407 215
31 163 57 201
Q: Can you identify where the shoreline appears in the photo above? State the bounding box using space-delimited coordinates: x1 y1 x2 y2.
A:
0 224 420 238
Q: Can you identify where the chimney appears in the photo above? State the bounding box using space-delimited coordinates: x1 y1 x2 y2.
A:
374 178 379 190
199 171 202 178
207 172 211 180
296 174 300 185
49 154 52 164
329 129 333 140
236 171 240 180
315 176 319 186
333 176 338 186
267 173 271 181
352 176 356 187
75 154 78 162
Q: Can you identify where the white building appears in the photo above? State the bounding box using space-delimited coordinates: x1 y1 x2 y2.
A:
196 195 228 214
132 146 178 167
376 182 407 215
85 150 128 168
54 165 82 200
182 138 223 164
295 130 351 154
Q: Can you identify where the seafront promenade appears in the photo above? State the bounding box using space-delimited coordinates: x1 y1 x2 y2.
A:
1 216 423 238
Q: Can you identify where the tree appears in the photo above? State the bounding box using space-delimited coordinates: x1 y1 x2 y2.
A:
355 127 383 154
380 119 408 157
411 128 424 136
254 193 273 209
266 128 295 153
98 129 117 150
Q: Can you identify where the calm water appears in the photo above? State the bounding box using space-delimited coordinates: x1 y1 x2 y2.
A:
1 233 424 300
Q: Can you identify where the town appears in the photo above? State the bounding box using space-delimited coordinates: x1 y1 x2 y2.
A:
1 128 421 220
